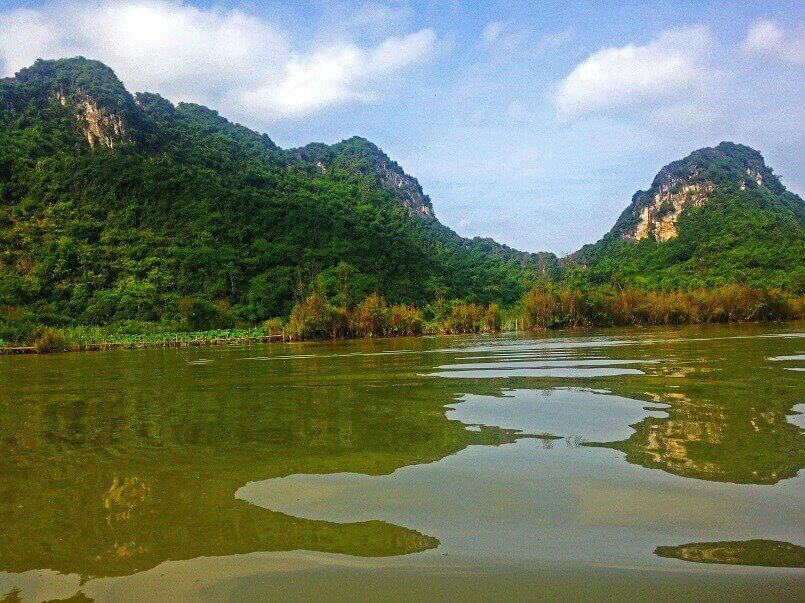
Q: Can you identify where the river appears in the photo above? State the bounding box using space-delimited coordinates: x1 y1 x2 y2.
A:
0 323 803 601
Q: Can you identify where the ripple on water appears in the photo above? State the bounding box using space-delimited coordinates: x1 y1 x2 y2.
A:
768 353 805 373
429 367 646 378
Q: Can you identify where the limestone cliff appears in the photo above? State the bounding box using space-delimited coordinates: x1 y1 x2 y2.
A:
612 142 788 242
565 142 804 289
4 57 138 150
56 90 127 148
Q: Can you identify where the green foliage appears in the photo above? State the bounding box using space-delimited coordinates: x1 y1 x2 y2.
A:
284 290 496 341
572 143 805 291
485 302 502 332
0 58 549 337
33 327 72 353
262 317 286 336
1 59 803 349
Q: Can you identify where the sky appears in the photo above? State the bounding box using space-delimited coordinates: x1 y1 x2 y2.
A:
0 0 803 254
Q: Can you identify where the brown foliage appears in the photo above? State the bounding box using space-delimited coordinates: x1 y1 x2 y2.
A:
521 284 799 330
33 327 73 353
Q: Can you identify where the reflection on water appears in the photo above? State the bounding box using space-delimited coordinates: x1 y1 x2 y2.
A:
0 323 803 600
655 540 805 568
445 388 667 442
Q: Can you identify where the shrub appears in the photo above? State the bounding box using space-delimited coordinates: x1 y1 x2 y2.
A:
263 317 286 336
485 303 502 332
288 293 340 339
213 300 236 329
789 295 805 319
34 327 73 353
389 304 423 336
523 287 559 330
447 301 485 333
519 284 801 330
353 293 389 337
178 297 218 330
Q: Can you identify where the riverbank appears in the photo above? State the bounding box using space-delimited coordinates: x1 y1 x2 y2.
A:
2 285 802 354
3 317 804 355
0 328 290 355
0 333 287 355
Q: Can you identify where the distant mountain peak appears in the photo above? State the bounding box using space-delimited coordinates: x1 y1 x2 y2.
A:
613 142 785 242
293 136 435 220
3 57 139 148
567 141 804 291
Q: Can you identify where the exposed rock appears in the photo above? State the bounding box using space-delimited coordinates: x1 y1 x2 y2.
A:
56 91 127 148
560 142 804 282
372 156 434 218
626 180 715 241
292 137 436 220
612 142 785 243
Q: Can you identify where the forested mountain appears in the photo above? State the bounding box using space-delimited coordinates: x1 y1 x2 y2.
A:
571 143 805 291
0 57 555 328
1 58 802 339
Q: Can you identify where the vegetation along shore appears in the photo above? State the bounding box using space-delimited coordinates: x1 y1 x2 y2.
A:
1 59 803 353
3 282 801 354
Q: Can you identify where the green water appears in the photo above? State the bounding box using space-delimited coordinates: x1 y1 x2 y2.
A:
0 323 803 601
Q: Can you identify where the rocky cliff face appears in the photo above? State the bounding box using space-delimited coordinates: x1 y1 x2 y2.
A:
626 179 716 242
372 157 434 219
56 91 127 148
613 142 785 242
565 142 804 290
2 58 138 150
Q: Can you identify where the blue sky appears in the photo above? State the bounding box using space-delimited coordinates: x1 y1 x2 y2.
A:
1 0 803 253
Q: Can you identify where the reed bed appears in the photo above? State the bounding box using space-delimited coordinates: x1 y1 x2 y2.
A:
1 285 802 353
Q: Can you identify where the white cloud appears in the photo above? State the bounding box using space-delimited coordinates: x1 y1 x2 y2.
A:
480 21 507 46
742 19 805 66
0 0 436 121
238 29 435 117
0 9 59 75
554 26 718 122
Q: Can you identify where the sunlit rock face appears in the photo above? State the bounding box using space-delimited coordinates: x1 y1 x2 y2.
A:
610 142 784 243
626 180 716 241
625 164 771 242
56 91 127 148
376 161 434 219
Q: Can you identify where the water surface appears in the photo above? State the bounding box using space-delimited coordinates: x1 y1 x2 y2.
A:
0 323 803 601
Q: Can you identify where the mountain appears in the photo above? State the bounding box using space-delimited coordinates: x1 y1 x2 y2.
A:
1 57 801 337
570 142 805 292
0 57 555 327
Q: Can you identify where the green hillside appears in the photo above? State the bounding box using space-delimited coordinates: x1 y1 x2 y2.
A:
571 143 805 292
0 57 554 333
1 58 802 344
